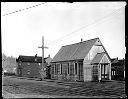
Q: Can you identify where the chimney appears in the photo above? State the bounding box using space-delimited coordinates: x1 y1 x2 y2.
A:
48 54 50 58
35 54 37 61
81 38 83 42
35 54 37 57
117 57 118 60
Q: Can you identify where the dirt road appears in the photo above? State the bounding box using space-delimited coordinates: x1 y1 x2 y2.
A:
2 76 126 98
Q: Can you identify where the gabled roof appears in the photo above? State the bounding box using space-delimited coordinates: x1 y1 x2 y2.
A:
111 58 119 63
111 58 117 62
111 58 125 65
91 53 105 64
52 38 99 62
16 55 51 63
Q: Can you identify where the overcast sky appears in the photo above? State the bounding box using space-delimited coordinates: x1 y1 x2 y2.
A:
1 2 126 59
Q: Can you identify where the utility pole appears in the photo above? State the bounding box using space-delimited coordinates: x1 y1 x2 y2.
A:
38 36 48 79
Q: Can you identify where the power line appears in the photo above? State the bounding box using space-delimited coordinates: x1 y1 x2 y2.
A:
46 7 124 46
2 2 45 16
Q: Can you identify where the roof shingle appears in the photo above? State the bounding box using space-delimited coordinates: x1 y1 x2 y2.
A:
52 38 99 62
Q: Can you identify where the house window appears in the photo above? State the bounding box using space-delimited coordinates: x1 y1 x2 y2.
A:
51 64 55 75
70 62 74 75
67 63 70 74
55 64 57 75
75 63 77 75
60 64 62 74
56 63 60 74
112 71 115 76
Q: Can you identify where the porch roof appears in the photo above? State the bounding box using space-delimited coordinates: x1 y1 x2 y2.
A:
91 53 105 64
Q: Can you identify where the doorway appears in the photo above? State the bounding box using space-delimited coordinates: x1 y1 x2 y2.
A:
101 64 109 80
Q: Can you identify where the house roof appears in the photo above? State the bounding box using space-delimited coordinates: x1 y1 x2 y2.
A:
118 59 125 64
52 38 99 62
111 58 125 63
91 53 105 64
16 55 51 63
111 58 119 63
111 58 117 62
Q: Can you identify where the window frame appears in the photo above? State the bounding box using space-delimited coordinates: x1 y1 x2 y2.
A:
75 62 77 75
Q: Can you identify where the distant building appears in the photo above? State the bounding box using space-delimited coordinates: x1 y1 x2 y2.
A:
51 38 111 82
16 55 52 79
111 58 125 80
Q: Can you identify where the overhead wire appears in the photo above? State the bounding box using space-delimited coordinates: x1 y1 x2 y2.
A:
45 6 124 46
2 2 45 16
2 3 124 49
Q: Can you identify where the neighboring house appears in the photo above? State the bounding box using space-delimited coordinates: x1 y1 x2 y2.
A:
51 38 111 82
16 54 52 79
111 58 125 80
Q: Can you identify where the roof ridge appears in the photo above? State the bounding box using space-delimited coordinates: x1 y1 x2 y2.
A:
62 37 99 47
19 55 43 58
51 37 99 62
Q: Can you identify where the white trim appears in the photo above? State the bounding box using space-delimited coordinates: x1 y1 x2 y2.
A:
99 54 110 64
74 62 75 75
124 70 125 79
98 39 111 60
98 64 101 81
109 63 111 80
77 62 79 77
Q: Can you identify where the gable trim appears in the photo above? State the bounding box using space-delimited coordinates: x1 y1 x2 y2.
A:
99 53 111 63
98 39 111 61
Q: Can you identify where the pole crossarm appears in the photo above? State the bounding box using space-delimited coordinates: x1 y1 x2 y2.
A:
38 46 48 49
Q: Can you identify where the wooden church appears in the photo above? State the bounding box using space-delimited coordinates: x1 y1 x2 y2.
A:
50 38 111 82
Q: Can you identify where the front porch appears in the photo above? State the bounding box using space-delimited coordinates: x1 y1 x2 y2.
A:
92 63 111 81
91 53 111 82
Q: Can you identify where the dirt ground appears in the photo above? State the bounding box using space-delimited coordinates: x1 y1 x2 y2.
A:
2 76 126 98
